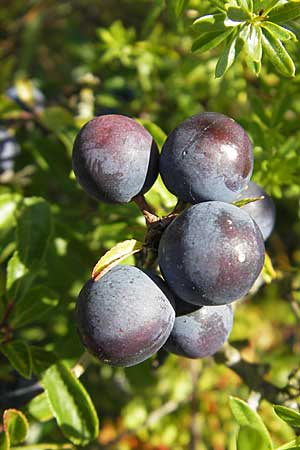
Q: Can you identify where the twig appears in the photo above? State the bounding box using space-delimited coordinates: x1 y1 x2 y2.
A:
133 195 158 225
72 350 94 378
215 344 290 405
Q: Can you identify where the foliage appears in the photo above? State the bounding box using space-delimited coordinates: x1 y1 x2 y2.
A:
0 1 299 449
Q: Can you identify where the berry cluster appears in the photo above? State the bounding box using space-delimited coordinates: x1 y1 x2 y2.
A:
72 113 275 367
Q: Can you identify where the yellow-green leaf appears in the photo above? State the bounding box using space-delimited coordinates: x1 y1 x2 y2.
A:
261 252 276 284
0 432 10 450
3 409 29 445
230 397 273 449
92 239 143 280
262 27 295 77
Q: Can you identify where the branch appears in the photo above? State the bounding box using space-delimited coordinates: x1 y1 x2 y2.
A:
133 195 158 225
215 344 290 405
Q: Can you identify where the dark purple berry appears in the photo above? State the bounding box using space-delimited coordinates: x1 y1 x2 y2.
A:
164 305 233 358
76 265 175 367
158 201 265 306
160 112 253 203
72 114 159 204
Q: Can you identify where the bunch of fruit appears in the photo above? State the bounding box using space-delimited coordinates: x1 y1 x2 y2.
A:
72 113 275 367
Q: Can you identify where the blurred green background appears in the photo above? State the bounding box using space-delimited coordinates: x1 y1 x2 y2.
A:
0 1 300 449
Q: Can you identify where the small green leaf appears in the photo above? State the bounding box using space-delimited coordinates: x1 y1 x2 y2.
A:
27 393 53 422
6 251 35 303
10 287 59 328
246 25 262 62
0 432 10 450
0 194 21 241
92 239 143 280
233 196 264 208
261 253 276 284
274 405 300 428
227 6 251 22
215 32 243 77
175 0 189 17
3 409 29 445
262 28 295 77
6 251 28 293
230 397 273 449
268 1 300 23
193 13 226 33
192 29 233 53
261 22 297 41
0 340 32 379
42 361 99 445
16 197 53 270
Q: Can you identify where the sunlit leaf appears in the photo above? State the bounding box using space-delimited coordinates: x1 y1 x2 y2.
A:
3 409 29 445
261 22 297 41
42 361 99 445
262 28 295 77
192 29 233 53
230 397 273 449
274 405 300 428
268 1 300 23
92 239 143 280
215 32 243 77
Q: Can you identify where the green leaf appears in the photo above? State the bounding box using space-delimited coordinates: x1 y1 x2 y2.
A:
261 22 297 41
0 432 10 450
16 197 53 270
262 28 295 77
175 0 188 17
233 196 264 207
227 6 251 22
193 14 226 33
0 194 21 241
246 25 262 62
3 409 29 445
0 340 32 379
27 393 53 422
237 425 272 450
92 239 143 280
230 397 273 449
42 361 99 445
215 32 243 77
6 251 34 303
192 29 233 53
261 253 276 283
268 1 300 23
10 287 59 328
274 405 300 428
